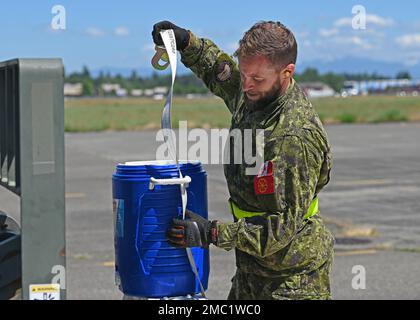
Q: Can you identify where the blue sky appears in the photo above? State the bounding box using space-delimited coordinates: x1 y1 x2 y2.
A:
0 1 419 75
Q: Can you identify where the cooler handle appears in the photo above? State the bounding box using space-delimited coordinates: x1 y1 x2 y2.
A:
149 176 191 190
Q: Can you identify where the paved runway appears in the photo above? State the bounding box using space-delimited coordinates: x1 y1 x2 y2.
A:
1 122 420 299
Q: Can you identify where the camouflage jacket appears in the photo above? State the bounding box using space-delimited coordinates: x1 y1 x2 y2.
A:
180 33 335 277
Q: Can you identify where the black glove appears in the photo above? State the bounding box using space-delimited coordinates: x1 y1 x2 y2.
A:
167 210 218 248
152 21 190 51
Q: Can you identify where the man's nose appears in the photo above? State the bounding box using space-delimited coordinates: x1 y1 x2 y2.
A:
242 78 254 92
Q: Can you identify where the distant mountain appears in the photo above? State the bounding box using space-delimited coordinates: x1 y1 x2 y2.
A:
298 57 420 79
86 57 419 79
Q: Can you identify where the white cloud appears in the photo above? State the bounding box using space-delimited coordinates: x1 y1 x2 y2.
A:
334 14 394 28
319 28 339 37
396 34 420 47
142 44 155 52
363 28 386 38
333 36 373 50
86 27 105 37
115 27 130 36
404 59 418 66
302 40 312 47
365 15 394 27
296 31 310 39
334 17 353 28
412 21 420 30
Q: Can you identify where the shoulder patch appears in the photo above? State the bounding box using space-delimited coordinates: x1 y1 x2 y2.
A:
215 60 233 82
254 161 275 195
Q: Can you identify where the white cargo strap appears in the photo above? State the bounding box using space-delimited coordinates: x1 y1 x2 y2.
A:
159 30 206 298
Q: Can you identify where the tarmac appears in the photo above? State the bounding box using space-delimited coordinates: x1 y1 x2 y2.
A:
1 122 420 299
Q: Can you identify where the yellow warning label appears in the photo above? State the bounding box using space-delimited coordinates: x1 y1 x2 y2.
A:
30 284 60 293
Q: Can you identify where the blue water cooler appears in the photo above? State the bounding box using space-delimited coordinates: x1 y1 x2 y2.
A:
112 160 209 298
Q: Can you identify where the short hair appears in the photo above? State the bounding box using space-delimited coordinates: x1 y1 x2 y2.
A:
234 21 298 68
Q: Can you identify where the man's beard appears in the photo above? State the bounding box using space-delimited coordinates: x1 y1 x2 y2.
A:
244 82 282 111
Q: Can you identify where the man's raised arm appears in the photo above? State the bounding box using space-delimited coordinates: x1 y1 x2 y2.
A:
152 21 241 114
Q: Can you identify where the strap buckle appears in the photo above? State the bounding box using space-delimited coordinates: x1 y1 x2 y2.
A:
151 45 170 70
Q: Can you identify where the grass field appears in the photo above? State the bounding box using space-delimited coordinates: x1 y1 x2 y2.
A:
64 95 420 132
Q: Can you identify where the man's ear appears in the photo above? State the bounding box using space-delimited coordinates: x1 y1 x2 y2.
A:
283 64 295 78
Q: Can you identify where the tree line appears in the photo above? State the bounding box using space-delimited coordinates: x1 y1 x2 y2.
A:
65 66 412 96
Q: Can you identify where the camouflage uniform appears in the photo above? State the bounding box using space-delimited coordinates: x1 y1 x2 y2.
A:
180 33 335 300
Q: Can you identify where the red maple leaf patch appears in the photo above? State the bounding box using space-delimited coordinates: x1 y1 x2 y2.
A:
254 161 275 195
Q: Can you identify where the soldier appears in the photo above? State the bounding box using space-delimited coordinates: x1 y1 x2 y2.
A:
152 20 335 300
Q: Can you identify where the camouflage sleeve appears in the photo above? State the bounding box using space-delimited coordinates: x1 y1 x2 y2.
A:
180 32 241 114
216 134 324 258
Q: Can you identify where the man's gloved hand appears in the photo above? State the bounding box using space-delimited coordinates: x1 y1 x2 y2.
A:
167 210 218 248
152 21 190 51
